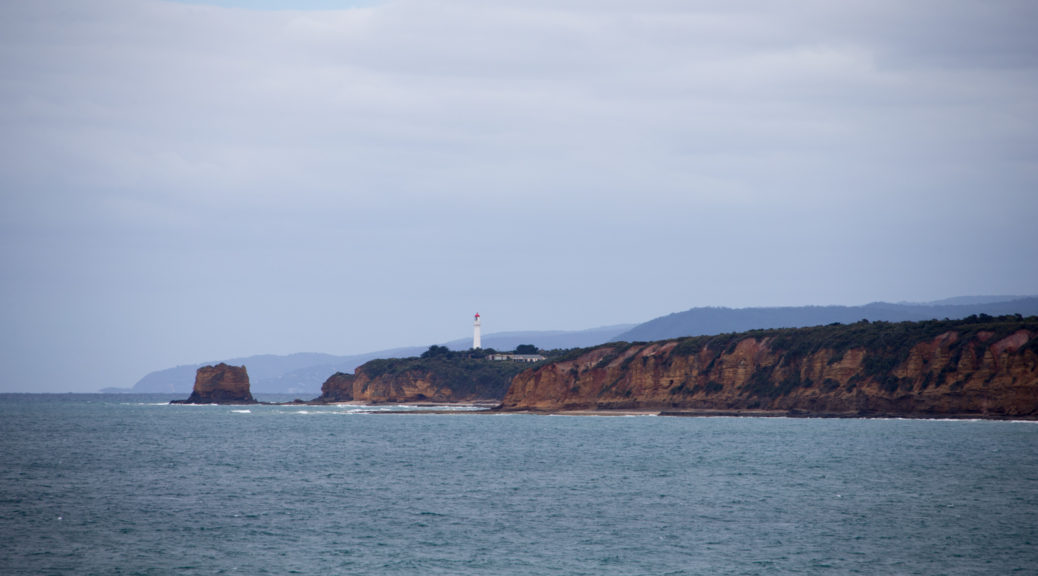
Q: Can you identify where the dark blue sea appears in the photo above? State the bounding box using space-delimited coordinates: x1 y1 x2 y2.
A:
2 394 1036 575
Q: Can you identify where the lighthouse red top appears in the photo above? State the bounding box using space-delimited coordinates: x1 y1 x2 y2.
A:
474 313 480 319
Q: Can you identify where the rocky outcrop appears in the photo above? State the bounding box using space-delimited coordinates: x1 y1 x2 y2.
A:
316 366 455 403
500 317 1038 419
316 366 491 403
318 372 355 402
314 355 524 404
173 363 255 404
351 369 462 403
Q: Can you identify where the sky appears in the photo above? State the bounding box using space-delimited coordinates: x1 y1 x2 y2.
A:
1 0 1036 392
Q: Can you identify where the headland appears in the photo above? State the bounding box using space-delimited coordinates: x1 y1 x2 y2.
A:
173 315 1038 420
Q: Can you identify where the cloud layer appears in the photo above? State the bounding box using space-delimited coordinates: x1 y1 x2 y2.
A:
2 0 1036 391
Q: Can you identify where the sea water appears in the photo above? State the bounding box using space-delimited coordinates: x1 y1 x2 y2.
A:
1 394 1036 575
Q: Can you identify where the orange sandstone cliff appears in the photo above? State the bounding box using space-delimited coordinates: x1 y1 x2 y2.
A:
317 354 523 403
500 317 1038 418
319 369 461 403
319 372 355 402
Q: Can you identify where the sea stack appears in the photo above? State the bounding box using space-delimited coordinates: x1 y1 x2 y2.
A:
174 363 255 404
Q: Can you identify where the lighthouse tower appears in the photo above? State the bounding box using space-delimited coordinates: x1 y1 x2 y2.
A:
473 313 482 349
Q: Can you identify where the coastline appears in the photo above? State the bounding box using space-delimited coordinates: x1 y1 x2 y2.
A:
360 403 1038 420
498 407 1038 420
156 396 1038 421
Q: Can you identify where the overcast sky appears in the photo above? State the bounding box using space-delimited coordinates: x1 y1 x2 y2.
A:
2 0 1036 392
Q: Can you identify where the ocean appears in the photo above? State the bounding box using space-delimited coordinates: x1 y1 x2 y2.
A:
1 394 1036 575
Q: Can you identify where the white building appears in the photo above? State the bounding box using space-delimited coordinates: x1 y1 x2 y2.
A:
488 353 546 363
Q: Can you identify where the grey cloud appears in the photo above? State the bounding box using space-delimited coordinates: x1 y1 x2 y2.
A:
2 0 1036 391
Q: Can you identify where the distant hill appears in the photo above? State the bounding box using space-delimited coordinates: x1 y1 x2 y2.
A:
117 324 634 394
922 295 1033 306
615 296 1038 342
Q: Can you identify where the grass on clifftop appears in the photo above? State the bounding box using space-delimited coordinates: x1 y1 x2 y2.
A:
549 314 1038 369
664 314 1038 358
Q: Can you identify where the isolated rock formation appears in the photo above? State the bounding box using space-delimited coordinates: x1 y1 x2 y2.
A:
173 363 255 404
500 317 1038 419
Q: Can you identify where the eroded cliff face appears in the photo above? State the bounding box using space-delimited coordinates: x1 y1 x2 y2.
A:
350 369 464 403
319 372 355 402
317 368 458 403
316 360 515 404
176 363 255 404
501 323 1038 418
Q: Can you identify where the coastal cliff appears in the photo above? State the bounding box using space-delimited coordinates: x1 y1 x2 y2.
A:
319 371 355 402
316 350 531 403
173 363 255 404
500 316 1038 418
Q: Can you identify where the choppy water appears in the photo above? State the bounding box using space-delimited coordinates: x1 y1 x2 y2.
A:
1 394 1036 575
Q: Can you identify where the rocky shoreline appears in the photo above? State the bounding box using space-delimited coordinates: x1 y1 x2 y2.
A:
501 317 1038 419
168 394 1038 420
492 407 1038 420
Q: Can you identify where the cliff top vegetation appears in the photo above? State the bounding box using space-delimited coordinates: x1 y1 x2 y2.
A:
352 344 565 400
550 314 1038 366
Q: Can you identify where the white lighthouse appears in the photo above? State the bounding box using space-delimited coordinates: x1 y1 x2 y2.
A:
473 312 482 349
